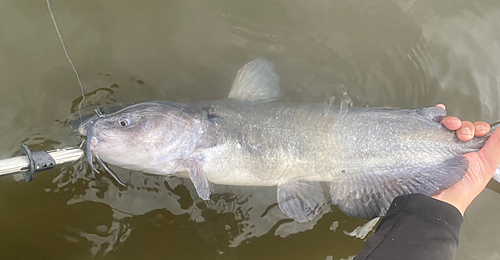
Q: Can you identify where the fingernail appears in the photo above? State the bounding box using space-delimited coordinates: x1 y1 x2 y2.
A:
476 124 486 131
461 127 473 136
449 117 459 121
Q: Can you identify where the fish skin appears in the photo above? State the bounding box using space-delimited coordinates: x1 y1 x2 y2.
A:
78 57 500 221
78 99 495 220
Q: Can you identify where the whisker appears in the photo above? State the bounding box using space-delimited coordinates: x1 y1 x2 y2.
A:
87 150 99 182
85 130 100 184
86 136 99 173
95 109 104 118
91 162 98 181
95 154 126 187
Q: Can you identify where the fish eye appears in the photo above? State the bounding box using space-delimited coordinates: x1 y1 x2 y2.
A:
118 116 131 127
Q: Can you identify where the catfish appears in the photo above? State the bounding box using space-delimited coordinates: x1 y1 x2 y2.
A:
79 57 500 222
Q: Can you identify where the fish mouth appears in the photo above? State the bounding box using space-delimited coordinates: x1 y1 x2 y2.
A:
78 116 102 152
85 132 125 187
79 109 106 136
78 117 97 137
78 114 126 187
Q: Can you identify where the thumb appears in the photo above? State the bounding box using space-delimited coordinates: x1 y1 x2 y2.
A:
477 127 500 174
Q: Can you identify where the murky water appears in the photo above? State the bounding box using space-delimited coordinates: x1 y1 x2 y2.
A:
1 0 500 259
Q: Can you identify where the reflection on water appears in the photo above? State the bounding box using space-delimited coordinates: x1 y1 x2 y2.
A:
1 0 500 259
46 161 336 257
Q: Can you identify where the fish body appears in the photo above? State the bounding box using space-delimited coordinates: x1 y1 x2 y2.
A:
187 100 468 186
79 58 499 222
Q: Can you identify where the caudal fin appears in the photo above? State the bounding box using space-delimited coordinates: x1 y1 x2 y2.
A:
488 122 500 136
489 122 500 183
494 169 500 183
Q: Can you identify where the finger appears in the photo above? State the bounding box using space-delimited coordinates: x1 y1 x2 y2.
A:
436 104 446 110
457 121 475 141
477 128 500 174
473 122 491 137
441 116 462 131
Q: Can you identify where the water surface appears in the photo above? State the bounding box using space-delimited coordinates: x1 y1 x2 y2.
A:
1 0 500 259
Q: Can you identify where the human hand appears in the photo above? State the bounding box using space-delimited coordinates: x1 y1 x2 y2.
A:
432 104 500 215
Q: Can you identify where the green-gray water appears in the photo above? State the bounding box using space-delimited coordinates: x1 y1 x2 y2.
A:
1 1 500 259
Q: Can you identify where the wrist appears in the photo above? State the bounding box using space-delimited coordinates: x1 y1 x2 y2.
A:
431 191 471 216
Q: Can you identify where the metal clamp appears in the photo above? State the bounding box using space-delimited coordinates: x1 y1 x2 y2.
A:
19 144 56 182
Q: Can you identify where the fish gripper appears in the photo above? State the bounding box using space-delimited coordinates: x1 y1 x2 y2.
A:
19 144 56 182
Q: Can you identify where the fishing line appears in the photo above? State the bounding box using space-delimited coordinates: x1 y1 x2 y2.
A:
46 0 86 124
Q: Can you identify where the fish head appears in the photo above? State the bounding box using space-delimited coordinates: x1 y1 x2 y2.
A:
79 102 200 174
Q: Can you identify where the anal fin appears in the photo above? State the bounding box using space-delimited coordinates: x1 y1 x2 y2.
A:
277 180 325 222
331 156 469 219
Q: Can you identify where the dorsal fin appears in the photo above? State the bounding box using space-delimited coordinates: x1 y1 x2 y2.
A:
228 57 281 102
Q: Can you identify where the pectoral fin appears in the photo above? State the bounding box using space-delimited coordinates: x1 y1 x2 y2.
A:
184 158 212 200
228 57 281 102
277 180 325 222
330 156 469 219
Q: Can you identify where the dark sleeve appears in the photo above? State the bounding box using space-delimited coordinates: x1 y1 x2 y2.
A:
354 194 463 260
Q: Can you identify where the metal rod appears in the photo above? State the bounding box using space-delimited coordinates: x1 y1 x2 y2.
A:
0 147 83 177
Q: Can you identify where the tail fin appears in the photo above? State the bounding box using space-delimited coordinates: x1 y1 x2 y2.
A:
490 122 500 183
489 122 500 136
494 169 500 183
